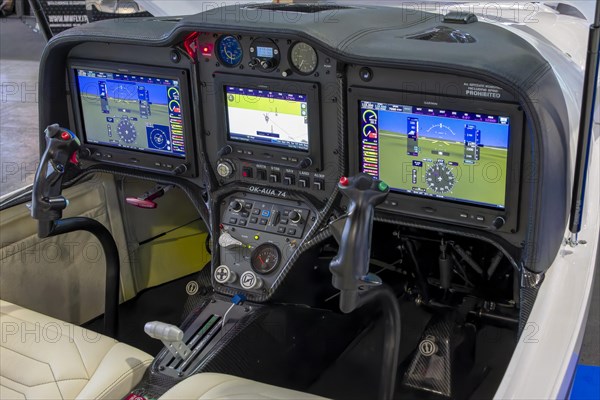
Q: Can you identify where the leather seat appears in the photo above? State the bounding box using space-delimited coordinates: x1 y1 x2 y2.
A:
159 373 328 400
0 300 152 400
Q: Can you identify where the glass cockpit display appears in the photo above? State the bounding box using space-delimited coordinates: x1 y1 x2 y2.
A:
74 68 186 158
360 100 510 209
225 85 309 152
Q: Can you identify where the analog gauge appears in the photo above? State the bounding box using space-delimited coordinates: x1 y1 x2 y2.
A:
217 35 243 67
117 117 137 144
250 243 281 275
425 163 456 194
290 42 318 75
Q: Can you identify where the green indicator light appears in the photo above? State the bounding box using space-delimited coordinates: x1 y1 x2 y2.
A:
378 181 389 192
254 235 260 241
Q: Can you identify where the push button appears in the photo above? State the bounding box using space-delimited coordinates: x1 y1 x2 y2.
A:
242 167 253 178
257 169 267 180
298 177 309 188
284 174 295 185
269 172 280 183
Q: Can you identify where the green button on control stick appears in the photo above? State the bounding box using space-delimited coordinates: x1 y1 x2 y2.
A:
378 181 389 192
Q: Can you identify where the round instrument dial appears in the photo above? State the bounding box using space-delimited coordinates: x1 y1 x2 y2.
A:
425 163 456 194
290 42 318 75
117 117 137 144
217 35 243 67
250 243 281 275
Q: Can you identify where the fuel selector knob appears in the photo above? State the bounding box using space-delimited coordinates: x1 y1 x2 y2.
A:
289 211 302 224
240 271 263 290
214 265 237 284
216 160 234 178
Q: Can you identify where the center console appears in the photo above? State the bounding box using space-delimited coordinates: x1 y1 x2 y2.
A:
214 192 317 300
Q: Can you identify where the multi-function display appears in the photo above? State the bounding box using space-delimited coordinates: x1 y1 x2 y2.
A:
74 68 186 158
360 100 510 209
225 85 309 152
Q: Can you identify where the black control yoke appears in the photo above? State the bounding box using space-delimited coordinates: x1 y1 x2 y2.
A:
30 124 120 338
31 124 80 234
329 173 390 313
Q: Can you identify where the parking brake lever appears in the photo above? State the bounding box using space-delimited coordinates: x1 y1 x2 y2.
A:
329 173 390 313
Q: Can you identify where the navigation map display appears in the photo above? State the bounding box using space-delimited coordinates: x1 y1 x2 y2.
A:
360 100 510 209
74 68 186 158
225 85 309 152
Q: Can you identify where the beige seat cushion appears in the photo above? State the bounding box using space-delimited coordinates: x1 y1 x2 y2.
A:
159 373 329 400
0 300 152 400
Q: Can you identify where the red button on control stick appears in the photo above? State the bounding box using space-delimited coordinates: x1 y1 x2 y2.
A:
339 176 350 187
60 131 71 140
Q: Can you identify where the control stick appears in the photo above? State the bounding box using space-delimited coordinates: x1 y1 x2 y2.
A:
31 124 121 338
328 174 401 400
31 124 80 232
329 173 390 313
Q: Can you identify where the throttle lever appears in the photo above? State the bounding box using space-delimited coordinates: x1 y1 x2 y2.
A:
31 124 80 227
329 173 390 313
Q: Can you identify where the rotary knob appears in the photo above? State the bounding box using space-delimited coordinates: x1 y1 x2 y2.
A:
214 265 237 284
240 271 263 290
230 200 243 213
289 211 302 224
216 160 234 178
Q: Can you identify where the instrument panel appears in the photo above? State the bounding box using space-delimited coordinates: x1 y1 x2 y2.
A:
69 31 523 232
65 24 535 298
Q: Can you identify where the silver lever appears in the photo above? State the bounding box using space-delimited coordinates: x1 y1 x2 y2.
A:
144 321 191 360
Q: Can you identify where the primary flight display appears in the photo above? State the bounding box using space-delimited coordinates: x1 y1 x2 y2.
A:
74 68 186 158
360 100 510 209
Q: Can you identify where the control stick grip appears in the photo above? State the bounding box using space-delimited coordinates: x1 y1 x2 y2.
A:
329 174 389 313
31 124 80 223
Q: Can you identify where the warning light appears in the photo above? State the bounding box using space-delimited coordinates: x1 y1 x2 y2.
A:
200 43 214 57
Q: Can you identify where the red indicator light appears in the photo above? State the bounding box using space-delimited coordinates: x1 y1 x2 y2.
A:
200 43 214 57
60 131 71 140
339 176 350 187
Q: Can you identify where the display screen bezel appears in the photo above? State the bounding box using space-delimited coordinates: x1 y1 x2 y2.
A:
68 60 195 164
213 73 322 163
348 86 523 222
